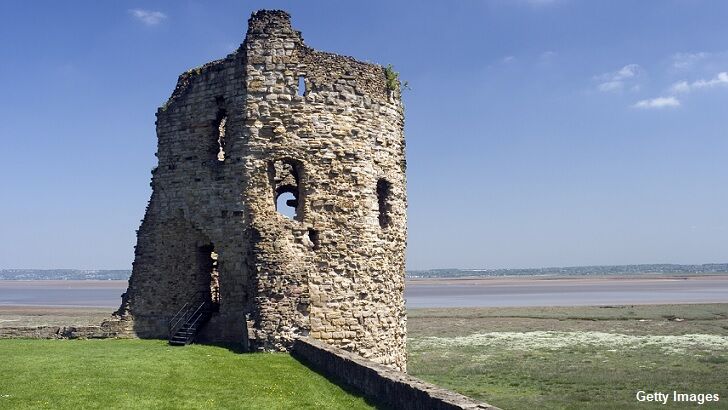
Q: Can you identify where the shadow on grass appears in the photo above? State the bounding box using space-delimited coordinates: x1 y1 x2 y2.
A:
193 339 385 408
135 336 385 408
290 354 390 410
194 341 249 354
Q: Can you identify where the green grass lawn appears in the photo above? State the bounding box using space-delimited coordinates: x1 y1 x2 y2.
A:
408 304 728 409
0 339 373 410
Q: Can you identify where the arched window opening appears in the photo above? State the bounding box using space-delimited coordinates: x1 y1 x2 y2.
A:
377 179 392 228
297 76 306 97
270 159 304 221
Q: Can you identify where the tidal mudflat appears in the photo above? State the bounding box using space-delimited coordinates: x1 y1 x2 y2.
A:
2 275 728 309
0 280 127 308
0 306 111 328
405 275 728 308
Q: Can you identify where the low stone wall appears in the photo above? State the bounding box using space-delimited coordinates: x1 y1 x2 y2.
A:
291 337 499 410
2 325 105 339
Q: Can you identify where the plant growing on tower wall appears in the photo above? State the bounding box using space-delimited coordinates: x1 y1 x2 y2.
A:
384 64 409 100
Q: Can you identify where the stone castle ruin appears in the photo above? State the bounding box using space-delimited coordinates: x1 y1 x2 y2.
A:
116 10 408 370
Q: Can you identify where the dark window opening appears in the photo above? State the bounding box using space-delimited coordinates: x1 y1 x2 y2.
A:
377 179 392 228
297 76 306 97
197 243 220 311
308 228 320 250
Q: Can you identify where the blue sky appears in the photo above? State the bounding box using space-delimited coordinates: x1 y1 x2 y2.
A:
1 1 727 270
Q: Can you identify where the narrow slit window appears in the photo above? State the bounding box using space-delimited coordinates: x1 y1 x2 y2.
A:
216 111 227 161
297 76 306 97
308 228 320 250
377 179 392 228
198 243 220 310
209 250 220 309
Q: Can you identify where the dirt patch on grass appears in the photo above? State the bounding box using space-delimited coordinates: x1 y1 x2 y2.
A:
0 306 112 328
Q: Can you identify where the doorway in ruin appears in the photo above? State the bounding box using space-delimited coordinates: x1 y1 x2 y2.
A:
197 243 220 312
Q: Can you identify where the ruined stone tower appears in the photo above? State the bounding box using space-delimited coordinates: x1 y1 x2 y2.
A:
117 10 407 370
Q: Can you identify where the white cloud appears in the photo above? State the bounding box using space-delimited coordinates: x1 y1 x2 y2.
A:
616 64 640 78
671 52 709 70
670 81 691 93
540 51 557 60
669 72 728 93
598 81 623 92
595 64 642 92
501 55 516 63
632 96 680 109
692 71 728 89
129 9 167 26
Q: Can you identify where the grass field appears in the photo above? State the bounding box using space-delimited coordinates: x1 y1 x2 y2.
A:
2 304 727 409
0 339 373 409
407 304 728 409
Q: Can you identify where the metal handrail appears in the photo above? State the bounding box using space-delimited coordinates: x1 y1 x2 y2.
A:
169 302 190 334
168 291 208 338
184 301 209 341
168 300 210 344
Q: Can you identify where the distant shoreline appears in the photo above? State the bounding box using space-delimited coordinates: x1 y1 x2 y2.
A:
3 264 728 281
1 272 728 284
407 264 728 279
1 274 726 286
2 272 728 283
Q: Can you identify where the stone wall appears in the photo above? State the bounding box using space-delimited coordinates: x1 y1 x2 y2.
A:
118 10 408 370
292 337 499 410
